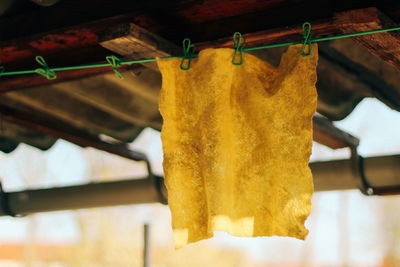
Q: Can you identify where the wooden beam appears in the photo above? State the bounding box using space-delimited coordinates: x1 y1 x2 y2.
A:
0 66 128 93
0 22 179 92
195 20 340 50
159 1 399 43
334 7 400 72
195 7 400 56
195 9 395 51
0 0 166 42
99 23 182 71
0 0 341 67
1 3 394 72
2 0 388 43
0 21 144 93
2 5 399 92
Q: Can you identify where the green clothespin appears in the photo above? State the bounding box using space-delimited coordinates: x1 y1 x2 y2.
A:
34 56 57 80
232 32 246 65
300 22 313 57
106 55 124 79
180 38 195 71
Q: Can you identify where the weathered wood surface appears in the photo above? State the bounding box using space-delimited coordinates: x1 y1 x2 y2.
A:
0 66 134 93
196 7 400 50
0 22 141 92
0 18 362 92
0 23 180 92
334 7 400 72
1 1 399 92
100 24 182 71
1 4 400 92
2 0 391 42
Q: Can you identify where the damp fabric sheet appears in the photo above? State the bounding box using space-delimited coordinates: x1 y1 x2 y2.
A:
157 44 318 248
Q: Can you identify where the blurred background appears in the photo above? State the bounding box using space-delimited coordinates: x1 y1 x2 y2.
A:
0 97 399 267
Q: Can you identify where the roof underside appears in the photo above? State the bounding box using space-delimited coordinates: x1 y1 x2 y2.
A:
0 0 400 154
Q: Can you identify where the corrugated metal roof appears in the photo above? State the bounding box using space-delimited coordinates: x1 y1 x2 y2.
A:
0 67 162 153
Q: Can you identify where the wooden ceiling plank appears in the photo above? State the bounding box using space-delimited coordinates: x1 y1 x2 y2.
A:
334 7 400 72
0 22 144 93
0 22 179 92
99 23 182 71
1 7 399 93
0 66 117 93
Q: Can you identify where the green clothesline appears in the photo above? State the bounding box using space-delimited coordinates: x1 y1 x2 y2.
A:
1 23 400 79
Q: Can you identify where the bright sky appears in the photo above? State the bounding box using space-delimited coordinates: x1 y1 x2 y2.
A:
0 97 399 266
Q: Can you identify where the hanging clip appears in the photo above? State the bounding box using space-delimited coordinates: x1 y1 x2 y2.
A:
180 38 195 70
106 55 124 79
232 32 246 65
34 56 57 80
300 22 313 57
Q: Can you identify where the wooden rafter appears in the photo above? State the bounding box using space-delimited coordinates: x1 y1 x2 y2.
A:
99 24 182 71
334 7 400 72
1 6 399 92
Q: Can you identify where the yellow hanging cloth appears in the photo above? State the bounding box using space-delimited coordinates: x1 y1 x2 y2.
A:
158 44 318 248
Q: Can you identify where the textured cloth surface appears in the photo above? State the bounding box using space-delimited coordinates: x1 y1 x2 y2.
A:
157 44 318 248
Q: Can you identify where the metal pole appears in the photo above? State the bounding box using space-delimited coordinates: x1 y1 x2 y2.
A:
0 155 399 217
311 154 400 192
0 176 166 217
143 224 150 267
